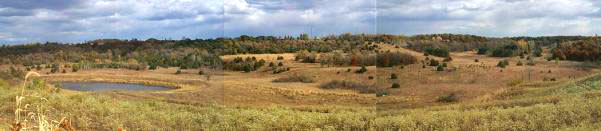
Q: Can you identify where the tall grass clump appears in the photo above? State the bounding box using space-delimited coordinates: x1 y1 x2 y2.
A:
272 74 315 83
11 71 74 130
320 80 375 93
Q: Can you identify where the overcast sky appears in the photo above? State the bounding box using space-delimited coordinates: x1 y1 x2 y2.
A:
0 0 600 44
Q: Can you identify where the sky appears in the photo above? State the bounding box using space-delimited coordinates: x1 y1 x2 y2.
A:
0 0 600 44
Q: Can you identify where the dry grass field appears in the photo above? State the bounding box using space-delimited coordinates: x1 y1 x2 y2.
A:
15 44 596 111
3 45 601 130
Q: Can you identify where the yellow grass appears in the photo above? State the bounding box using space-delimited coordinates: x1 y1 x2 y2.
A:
2 45 601 130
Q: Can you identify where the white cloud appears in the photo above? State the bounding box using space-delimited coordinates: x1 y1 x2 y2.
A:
1 0 601 44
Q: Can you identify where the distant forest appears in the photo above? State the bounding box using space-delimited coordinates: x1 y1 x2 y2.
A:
0 34 599 70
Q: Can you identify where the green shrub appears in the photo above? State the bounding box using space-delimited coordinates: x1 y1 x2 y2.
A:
497 60 510 68
527 60 536 66
356 66 367 74
491 48 514 57
242 64 253 72
424 48 450 57
71 65 80 72
436 93 458 103
477 47 489 55
436 65 445 71
180 65 188 69
390 73 398 79
391 83 400 88
429 59 440 66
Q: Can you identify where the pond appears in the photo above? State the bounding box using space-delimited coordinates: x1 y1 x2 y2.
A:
59 82 174 92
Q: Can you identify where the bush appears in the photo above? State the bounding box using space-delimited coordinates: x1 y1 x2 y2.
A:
277 56 284 60
429 59 440 66
50 67 59 73
390 73 398 79
356 66 368 74
491 48 514 57
198 70 204 75
532 47 543 57
437 93 458 103
72 65 79 72
269 62 275 67
273 74 315 83
254 59 266 69
224 56 264 72
497 60 510 68
368 76 374 80
526 60 536 66
320 80 374 93
424 48 450 57
376 52 417 67
278 62 284 66
475 59 480 62
477 47 489 55
443 57 453 62
296 50 318 63
551 39 601 61
242 64 253 72
175 69 182 74
391 83 400 88
436 65 445 71
516 61 523 66
148 64 158 70
180 65 188 69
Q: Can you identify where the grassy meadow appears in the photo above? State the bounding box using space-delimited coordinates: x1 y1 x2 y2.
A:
2 35 601 130
4 70 601 130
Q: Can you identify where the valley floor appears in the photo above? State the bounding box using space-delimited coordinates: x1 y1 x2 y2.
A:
2 45 601 130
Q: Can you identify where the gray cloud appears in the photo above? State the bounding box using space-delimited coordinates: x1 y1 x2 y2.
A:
0 0 224 44
0 0 89 10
